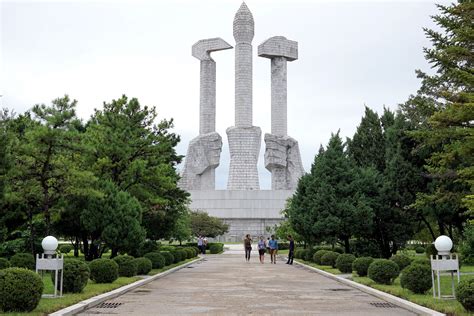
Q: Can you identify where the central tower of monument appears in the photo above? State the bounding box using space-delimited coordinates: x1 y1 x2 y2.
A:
226 2 262 190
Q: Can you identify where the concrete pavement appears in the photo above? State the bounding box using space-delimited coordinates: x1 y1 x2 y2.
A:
78 252 417 315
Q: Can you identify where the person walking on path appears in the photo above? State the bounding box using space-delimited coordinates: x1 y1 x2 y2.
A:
197 236 205 255
257 236 266 264
286 235 295 265
269 235 278 264
244 234 252 262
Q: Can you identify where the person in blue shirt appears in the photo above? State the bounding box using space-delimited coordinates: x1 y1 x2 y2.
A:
268 235 278 264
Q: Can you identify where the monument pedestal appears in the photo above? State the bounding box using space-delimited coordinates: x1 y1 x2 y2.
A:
189 189 292 241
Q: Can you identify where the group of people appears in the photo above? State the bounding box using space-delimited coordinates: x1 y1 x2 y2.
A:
197 236 208 255
243 234 295 265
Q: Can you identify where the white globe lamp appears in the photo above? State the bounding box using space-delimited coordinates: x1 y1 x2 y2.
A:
434 235 453 256
41 236 59 256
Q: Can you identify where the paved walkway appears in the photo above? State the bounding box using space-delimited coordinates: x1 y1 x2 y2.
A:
79 252 417 315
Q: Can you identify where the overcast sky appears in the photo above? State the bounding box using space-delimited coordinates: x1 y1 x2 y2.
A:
1 0 447 189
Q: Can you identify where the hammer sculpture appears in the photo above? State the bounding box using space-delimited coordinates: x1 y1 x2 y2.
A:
180 38 232 190
258 36 304 190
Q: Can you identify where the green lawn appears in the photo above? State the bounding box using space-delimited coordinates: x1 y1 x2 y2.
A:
295 259 342 275
2 257 199 316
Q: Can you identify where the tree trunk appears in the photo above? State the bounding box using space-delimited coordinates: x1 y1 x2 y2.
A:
111 248 118 258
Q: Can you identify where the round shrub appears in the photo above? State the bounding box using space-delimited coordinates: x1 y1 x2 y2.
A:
415 246 425 254
333 246 344 254
59 244 73 254
400 263 432 294
390 254 412 270
456 279 474 312
425 244 437 258
89 259 119 283
368 259 400 285
10 253 35 270
159 251 174 266
0 267 44 312
184 248 194 259
113 255 137 277
335 254 356 273
352 257 374 277
320 251 340 268
171 250 182 263
209 244 222 254
303 248 317 262
144 252 166 269
178 249 188 259
53 259 89 293
0 258 10 270
133 257 152 275
159 246 176 252
313 250 329 265
294 249 305 259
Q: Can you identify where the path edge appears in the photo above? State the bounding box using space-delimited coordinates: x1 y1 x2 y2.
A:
292 260 445 316
49 257 204 316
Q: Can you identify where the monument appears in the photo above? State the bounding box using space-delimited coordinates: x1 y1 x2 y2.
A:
181 3 304 240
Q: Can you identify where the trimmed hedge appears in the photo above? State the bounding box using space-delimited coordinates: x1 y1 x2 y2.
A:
89 259 119 283
294 249 305 259
400 263 432 294
144 252 166 269
10 253 35 270
352 257 374 277
390 254 412 270
303 248 317 262
177 249 188 260
313 250 329 265
456 278 474 312
0 258 10 270
59 244 74 254
411 257 430 266
0 267 44 312
159 245 176 252
159 251 174 266
209 243 224 254
52 259 89 293
133 257 152 275
320 251 340 268
368 259 399 285
171 250 183 263
335 254 356 273
113 255 137 277
183 248 194 259
415 246 425 254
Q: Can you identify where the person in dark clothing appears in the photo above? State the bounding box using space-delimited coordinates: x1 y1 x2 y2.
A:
286 235 295 265
244 234 252 262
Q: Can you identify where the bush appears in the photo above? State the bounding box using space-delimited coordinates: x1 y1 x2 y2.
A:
10 253 35 270
0 268 44 312
390 254 412 270
113 255 137 277
456 278 474 312
400 263 432 294
368 259 400 285
313 250 329 265
159 251 174 266
144 252 166 269
52 259 89 293
184 248 194 259
209 243 223 254
59 244 73 254
133 258 152 275
159 245 176 252
137 240 160 257
303 248 317 262
333 246 344 254
89 259 119 283
294 249 305 259
320 251 340 268
425 244 437 258
177 249 188 260
352 257 374 277
460 225 474 265
335 254 356 273
0 258 10 270
171 250 182 263
415 246 425 254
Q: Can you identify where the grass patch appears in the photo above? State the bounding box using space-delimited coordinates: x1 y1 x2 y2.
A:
352 274 474 316
2 257 200 316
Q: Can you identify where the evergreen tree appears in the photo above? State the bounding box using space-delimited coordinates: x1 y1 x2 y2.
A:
402 1 473 235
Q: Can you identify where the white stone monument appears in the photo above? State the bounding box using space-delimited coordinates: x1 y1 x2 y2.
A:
181 3 304 240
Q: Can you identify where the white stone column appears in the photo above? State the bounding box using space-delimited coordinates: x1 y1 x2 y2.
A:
271 57 287 136
200 60 216 134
